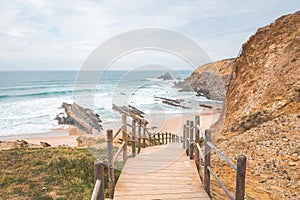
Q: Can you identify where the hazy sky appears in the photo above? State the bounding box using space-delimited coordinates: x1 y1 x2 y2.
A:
0 0 299 70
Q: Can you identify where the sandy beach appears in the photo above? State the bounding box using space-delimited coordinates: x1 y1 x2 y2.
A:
0 128 79 148
0 110 221 150
155 111 221 135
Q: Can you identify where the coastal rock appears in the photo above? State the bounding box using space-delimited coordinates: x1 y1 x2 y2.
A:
76 135 106 148
216 11 300 199
177 58 235 101
55 102 103 135
173 81 193 92
40 141 51 148
0 140 40 150
16 139 29 148
157 72 173 80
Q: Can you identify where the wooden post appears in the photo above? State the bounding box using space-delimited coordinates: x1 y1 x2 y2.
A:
195 115 200 171
204 129 211 196
158 133 161 144
189 121 194 159
183 124 186 149
132 119 136 158
122 115 127 164
186 120 190 155
236 155 247 200
166 132 168 144
169 132 172 143
162 132 164 145
153 134 156 145
94 162 104 200
195 129 200 172
137 121 141 154
172 134 175 143
107 130 115 199
142 126 146 148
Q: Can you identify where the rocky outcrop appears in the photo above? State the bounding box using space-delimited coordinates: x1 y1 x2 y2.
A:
0 140 40 150
55 102 103 135
157 72 173 80
215 11 300 199
179 58 235 101
40 141 51 148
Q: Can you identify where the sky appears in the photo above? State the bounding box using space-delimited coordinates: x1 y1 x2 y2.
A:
0 0 299 70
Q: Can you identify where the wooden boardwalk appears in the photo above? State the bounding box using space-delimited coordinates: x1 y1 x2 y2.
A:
114 143 210 200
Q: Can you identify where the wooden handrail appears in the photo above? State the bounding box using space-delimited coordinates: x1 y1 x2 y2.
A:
207 166 235 200
189 121 194 159
91 180 102 200
113 141 126 163
184 115 247 200
113 126 123 139
92 162 105 200
207 141 237 170
102 111 183 200
196 143 205 162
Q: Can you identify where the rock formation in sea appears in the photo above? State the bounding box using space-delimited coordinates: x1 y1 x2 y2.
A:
55 102 103 135
157 72 173 81
215 11 299 199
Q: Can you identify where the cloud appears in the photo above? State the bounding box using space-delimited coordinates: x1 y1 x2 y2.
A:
0 0 299 70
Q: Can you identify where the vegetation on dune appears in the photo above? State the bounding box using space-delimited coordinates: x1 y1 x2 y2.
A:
0 147 121 200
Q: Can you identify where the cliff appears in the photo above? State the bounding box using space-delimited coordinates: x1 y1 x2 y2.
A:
185 58 235 101
214 11 300 199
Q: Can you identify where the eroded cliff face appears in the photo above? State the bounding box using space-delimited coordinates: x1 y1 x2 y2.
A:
186 58 235 101
215 11 300 199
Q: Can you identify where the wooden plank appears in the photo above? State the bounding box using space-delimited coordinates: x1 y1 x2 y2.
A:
114 143 209 199
112 104 148 125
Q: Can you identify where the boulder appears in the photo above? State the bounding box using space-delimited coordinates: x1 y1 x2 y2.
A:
157 72 173 80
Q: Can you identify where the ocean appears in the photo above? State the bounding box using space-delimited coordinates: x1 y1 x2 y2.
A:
0 70 214 137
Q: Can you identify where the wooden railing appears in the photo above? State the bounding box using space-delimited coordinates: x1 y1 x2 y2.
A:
91 162 105 200
91 114 181 199
183 115 247 200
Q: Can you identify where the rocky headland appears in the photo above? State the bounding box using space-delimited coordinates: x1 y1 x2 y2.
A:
185 11 300 199
186 58 235 101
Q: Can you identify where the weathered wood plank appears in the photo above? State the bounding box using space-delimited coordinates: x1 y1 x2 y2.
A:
114 143 209 200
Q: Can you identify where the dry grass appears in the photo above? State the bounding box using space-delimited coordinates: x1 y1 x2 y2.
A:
0 147 121 200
